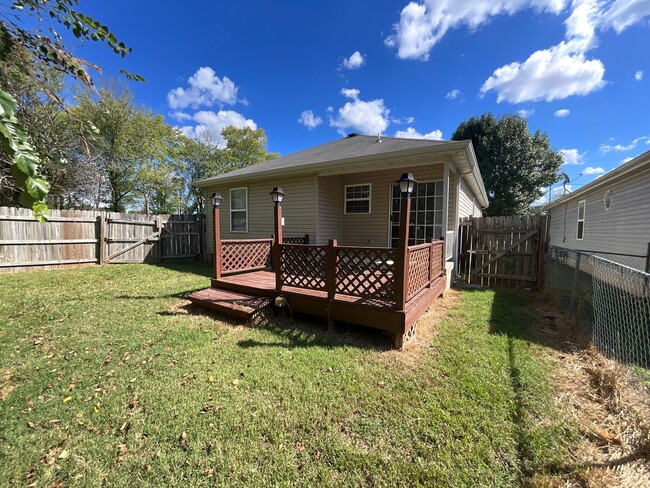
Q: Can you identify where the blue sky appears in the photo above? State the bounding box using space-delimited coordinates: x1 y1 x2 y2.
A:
63 0 650 202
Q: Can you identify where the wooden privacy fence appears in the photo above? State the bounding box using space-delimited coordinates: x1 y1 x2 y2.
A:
0 206 205 272
457 215 548 289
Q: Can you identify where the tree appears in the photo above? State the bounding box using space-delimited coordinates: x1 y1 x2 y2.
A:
219 126 278 172
0 0 140 219
73 85 178 212
177 131 222 214
452 113 563 216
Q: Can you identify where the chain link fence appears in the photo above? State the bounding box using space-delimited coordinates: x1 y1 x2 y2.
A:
546 246 650 368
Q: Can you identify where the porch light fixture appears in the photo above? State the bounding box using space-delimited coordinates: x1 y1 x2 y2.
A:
396 173 417 196
269 187 286 204
211 192 223 207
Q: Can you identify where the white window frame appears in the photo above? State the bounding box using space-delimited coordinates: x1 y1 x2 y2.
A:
344 183 372 215
576 199 585 240
230 187 248 233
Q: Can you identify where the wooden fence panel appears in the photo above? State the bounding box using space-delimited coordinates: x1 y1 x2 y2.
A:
458 214 548 289
0 207 204 272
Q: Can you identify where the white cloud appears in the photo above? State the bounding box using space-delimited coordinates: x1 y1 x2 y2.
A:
518 108 535 118
167 67 240 110
387 1 650 104
392 116 415 124
601 0 650 33
621 156 634 163
481 0 606 104
635 70 644 80
600 136 647 152
171 111 193 121
582 166 605 175
181 110 257 146
385 1 567 60
330 88 390 135
554 109 571 117
298 110 323 130
560 148 585 165
394 127 443 140
445 89 461 100
342 51 366 69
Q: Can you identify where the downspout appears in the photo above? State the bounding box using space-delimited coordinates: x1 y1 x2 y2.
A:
443 162 450 252
454 172 461 279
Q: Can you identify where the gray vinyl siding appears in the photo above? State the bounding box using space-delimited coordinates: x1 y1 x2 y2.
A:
317 175 342 243
458 179 482 218
340 165 444 247
205 174 316 253
548 168 650 265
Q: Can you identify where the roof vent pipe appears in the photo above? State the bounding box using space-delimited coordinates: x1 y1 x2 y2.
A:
376 133 382 142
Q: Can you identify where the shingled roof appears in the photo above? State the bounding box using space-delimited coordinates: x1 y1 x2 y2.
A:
193 134 449 186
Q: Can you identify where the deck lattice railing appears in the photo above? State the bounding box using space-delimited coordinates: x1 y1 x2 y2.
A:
336 247 396 300
406 240 445 301
221 239 272 274
279 244 327 290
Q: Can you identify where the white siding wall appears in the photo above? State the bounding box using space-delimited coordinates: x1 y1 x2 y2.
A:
549 169 650 260
205 174 316 253
458 179 483 218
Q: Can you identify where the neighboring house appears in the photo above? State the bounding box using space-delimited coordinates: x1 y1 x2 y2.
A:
194 133 489 283
547 150 650 272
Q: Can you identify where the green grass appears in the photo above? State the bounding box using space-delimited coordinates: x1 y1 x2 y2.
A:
0 264 576 487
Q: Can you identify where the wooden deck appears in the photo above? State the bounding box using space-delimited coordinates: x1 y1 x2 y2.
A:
190 269 446 348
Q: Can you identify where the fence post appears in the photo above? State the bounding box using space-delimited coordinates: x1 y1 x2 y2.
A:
645 242 650 274
304 233 310 245
395 194 411 310
213 206 222 280
569 253 582 315
96 214 105 265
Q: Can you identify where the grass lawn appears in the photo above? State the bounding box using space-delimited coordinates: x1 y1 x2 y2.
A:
0 264 576 487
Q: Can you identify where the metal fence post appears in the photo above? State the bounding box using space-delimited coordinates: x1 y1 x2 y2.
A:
569 253 582 315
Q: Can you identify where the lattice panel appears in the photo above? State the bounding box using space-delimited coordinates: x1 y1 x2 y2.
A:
221 240 272 273
336 248 396 300
280 245 327 290
407 247 431 300
283 236 308 244
431 242 444 275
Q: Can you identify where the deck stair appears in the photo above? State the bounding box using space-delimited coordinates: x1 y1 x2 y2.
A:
188 287 272 320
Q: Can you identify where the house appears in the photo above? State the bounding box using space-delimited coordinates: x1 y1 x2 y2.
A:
547 149 650 272
191 134 488 348
194 133 488 279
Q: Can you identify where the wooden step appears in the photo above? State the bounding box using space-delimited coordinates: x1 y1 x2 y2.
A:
188 287 272 320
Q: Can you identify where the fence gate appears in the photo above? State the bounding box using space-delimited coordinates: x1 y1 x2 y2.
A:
103 213 203 264
458 215 548 289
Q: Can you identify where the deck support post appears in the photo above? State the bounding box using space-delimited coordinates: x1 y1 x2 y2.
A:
273 202 283 292
395 193 411 311
213 202 222 280
326 239 337 331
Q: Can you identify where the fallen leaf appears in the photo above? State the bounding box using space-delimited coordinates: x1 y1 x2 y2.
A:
93 404 101 413
232 379 240 386
208 375 214 382
313 450 321 459
180 431 188 450
118 444 127 454
204 468 214 477
327 367 333 373
295 442 305 452
58 449 70 459
63 396 72 403
66 383 76 391
48 419 61 424
27 421 37 429
378 381 386 387
145 464 152 472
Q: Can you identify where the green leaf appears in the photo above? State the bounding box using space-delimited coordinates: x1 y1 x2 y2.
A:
26 177 50 200
32 201 50 223
0 90 18 117
13 151 40 177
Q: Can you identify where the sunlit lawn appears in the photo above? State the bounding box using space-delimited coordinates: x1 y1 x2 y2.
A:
0 264 575 487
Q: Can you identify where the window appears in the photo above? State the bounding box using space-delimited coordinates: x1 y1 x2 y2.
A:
604 190 613 211
390 181 443 248
576 200 585 240
344 184 371 214
230 187 248 232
